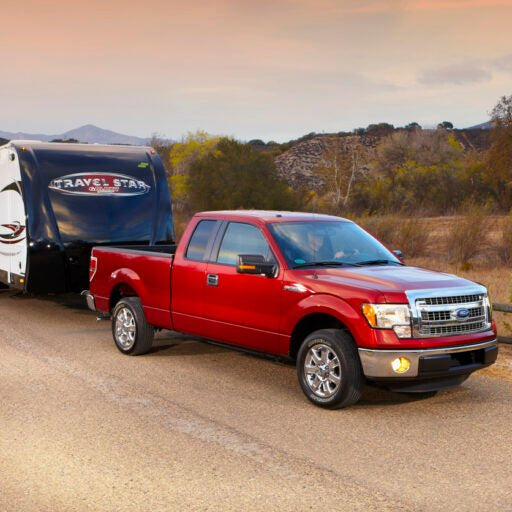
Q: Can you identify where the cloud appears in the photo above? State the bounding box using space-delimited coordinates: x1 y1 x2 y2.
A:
409 0 511 9
494 54 512 74
418 63 492 86
286 0 511 14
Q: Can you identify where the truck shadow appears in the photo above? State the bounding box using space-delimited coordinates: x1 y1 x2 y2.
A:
6 290 90 311
150 333 451 408
2 291 471 409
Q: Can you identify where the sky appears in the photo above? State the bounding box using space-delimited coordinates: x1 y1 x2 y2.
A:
1 0 512 141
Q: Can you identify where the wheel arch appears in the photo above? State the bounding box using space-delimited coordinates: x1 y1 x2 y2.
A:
110 282 139 311
289 313 350 360
287 295 362 360
108 268 145 311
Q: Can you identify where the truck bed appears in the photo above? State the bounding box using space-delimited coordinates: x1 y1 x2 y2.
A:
90 245 176 329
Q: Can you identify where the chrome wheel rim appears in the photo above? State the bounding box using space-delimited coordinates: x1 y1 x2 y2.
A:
114 307 136 350
304 342 341 398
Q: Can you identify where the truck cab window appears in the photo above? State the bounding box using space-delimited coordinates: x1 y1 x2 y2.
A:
217 222 275 266
186 220 217 261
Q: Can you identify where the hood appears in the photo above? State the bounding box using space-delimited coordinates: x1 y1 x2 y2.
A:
295 265 481 302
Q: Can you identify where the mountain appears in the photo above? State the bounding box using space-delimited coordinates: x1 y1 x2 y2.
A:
0 124 151 145
466 121 494 130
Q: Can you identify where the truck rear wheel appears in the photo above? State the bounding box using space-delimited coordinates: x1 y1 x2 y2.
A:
297 329 364 409
112 297 154 355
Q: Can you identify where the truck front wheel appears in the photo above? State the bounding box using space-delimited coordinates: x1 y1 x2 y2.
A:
297 329 364 409
112 297 154 355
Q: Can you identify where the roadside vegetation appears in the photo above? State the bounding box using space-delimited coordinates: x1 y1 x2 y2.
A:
151 94 512 331
154 93 512 236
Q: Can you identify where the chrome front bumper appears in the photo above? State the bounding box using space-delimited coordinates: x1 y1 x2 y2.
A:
358 339 498 378
81 290 96 312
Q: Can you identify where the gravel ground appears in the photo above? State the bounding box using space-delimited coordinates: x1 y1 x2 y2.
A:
1 290 511 511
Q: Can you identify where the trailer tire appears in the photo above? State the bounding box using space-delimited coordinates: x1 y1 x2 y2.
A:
112 297 154 355
297 328 364 409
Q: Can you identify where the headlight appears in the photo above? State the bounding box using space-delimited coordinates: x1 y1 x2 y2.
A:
362 303 411 338
483 294 492 322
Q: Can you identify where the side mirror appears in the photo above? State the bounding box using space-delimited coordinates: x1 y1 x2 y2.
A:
237 254 276 278
393 249 404 260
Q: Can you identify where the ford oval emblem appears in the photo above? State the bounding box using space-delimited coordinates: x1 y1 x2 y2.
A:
454 308 470 321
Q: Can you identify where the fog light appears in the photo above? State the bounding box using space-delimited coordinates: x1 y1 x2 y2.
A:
391 357 411 374
393 325 412 338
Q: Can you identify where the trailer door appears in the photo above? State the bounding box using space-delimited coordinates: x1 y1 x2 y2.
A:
0 148 27 288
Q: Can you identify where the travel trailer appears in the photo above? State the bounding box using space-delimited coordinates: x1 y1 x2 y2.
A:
0 141 174 293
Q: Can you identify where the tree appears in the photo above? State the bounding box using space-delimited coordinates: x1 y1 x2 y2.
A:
484 95 512 210
148 135 173 173
350 129 478 214
168 131 220 213
365 123 394 137
169 130 220 175
492 95 512 127
187 138 297 212
404 122 422 131
437 121 454 130
313 137 370 214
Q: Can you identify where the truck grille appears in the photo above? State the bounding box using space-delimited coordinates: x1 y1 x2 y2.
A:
425 321 486 336
423 294 481 305
414 293 489 337
421 306 484 322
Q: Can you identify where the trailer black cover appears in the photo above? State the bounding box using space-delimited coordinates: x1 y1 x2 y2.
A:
0 141 174 293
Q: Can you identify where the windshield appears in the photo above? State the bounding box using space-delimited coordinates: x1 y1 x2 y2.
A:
267 220 401 268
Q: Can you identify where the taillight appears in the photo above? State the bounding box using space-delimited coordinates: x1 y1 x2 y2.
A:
89 256 98 282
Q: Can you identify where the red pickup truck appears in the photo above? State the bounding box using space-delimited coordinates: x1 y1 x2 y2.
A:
84 211 498 408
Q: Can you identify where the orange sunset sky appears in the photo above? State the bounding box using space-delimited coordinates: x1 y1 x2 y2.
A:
2 0 512 140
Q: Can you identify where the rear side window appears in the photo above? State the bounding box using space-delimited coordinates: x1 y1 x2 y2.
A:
217 222 275 266
186 220 217 261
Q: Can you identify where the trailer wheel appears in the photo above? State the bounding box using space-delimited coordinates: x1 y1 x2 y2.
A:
112 297 154 355
297 328 364 409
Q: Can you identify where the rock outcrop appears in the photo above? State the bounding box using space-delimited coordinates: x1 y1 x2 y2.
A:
275 135 378 190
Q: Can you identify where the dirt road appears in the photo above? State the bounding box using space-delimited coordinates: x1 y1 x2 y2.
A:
1 290 511 511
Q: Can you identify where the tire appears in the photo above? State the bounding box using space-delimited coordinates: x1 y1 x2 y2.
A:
297 328 364 409
112 297 154 355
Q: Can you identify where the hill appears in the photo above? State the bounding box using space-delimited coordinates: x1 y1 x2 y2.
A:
466 121 494 130
0 124 151 145
272 127 492 189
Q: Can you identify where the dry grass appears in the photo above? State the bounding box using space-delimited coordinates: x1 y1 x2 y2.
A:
496 213 512 265
359 213 505 265
445 208 490 265
357 215 427 257
360 213 512 336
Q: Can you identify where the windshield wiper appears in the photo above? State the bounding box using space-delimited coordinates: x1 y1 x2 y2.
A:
292 261 356 269
355 259 404 266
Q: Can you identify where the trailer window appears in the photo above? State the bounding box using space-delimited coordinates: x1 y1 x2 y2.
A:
186 220 217 261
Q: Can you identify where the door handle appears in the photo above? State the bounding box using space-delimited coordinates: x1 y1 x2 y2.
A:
207 274 219 286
